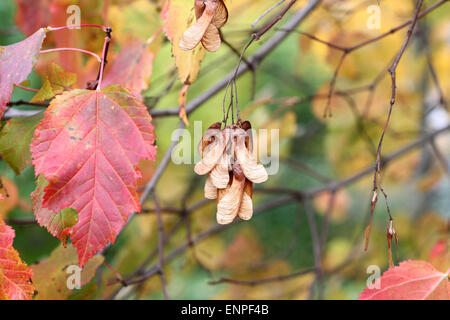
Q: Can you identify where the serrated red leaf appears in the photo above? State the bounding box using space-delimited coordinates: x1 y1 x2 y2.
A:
30 85 156 266
358 260 449 300
0 219 35 300
0 28 46 118
102 41 154 100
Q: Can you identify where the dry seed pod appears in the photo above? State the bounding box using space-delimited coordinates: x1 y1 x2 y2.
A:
198 121 221 157
204 175 218 199
180 0 228 52
240 120 253 149
211 0 228 28
201 0 228 51
196 120 266 225
210 151 231 188
194 0 205 18
194 129 226 175
201 24 221 52
240 121 252 130
238 179 253 220
216 163 245 225
234 129 268 183
180 0 217 51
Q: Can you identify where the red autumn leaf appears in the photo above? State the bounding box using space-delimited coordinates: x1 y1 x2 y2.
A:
0 219 35 300
0 28 46 118
15 0 85 79
358 260 449 300
429 239 449 272
102 41 154 100
30 85 157 266
48 1 83 74
430 240 447 261
15 0 52 36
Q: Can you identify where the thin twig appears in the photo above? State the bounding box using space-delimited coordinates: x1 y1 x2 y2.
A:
252 0 298 41
276 0 448 117
152 191 170 300
110 124 449 293
367 0 424 250
252 0 287 28
304 197 323 300
95 27 112 91
209 268 316 286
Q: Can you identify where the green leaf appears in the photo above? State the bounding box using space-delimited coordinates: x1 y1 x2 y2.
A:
30 63 77 103
56 208 79 233
31 244 103 300
31 175 79 244
0 113 44 174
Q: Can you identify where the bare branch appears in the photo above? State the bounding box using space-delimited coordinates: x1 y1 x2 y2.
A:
149 0 321 118
209 267 316 286
117 124 449 290
152 190 170 300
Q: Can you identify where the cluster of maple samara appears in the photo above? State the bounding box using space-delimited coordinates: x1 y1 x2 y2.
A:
180 0 228 52
195 121 268 224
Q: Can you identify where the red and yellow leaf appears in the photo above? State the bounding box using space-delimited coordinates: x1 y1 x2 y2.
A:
162 0 205 84
0 177 19 219
30 85 157 266
31 62 77 103
0 219 34 300
358 260 449 300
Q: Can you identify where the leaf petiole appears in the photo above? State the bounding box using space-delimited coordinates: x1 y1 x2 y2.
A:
96 36 111 91
40 48 102 62
46 24 107 32
13 83 39 93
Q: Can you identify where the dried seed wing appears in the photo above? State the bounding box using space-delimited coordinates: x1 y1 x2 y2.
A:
210 151 230 188
238 180 253 221
204 175 218 199
198 122 222 157
235 133 268 183
232 160 245 180
180 0 218 51
201 24 221 52
216 167 245 225
244 178 253 198
212 0 228 28
240 121 253 150
194 0 206 19
194 130 226 175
